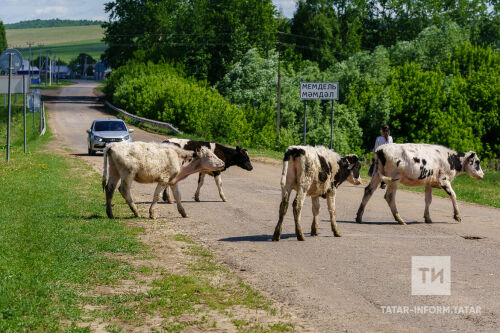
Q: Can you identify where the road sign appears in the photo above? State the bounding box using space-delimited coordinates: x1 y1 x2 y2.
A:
0 49 23 74
0 75 29 94
300 82 338 100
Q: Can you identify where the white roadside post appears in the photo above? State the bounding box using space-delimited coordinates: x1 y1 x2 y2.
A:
299 82 339 147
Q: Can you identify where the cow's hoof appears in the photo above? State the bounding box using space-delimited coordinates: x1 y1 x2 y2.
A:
454 214 462 223
149 213 156 220
424 217 433 223
221 197 227 202
272 234 280 242
296 235 305 241
355 214 363 223
334 232 342 237
311 231 318 236
194 196 200 202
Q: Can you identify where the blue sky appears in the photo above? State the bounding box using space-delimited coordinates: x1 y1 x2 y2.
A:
0 0 297 25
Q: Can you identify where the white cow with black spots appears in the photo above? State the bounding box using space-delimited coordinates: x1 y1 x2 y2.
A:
356 143 484 225
272 146 362 241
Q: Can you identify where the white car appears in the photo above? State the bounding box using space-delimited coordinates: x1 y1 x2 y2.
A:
86 118 134 155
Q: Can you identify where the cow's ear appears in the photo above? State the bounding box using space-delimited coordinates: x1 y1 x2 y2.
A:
467 151 476 160
236 146 241 151
339 157 348 168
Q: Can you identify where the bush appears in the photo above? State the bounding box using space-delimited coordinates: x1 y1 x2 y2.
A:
106 61 275 148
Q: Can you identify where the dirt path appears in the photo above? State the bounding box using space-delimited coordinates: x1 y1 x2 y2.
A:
45 81 500 332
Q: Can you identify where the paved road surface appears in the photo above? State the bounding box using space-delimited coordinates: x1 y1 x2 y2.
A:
46 81 500 332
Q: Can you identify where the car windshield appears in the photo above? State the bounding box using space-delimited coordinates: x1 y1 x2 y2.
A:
94 121 127 132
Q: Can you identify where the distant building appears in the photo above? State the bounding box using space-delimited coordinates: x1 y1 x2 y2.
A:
17 60 39 75
54 65 72 79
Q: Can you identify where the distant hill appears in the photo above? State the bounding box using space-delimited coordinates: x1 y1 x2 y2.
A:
5 19 105 30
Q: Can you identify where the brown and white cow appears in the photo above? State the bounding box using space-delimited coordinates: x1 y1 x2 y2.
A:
162 138 253 202
102 141 225 219
356 143 484 224
272 145 362 241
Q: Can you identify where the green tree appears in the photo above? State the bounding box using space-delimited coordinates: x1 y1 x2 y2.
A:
390 22 469 69
0 21 7 53
103 0 277 83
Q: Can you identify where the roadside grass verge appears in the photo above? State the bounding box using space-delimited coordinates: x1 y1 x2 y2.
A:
36 80 76 90
83 231 296 332
1 104 297 331
0 110 143 331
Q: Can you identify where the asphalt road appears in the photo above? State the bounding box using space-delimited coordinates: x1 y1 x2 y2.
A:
46 81 500 332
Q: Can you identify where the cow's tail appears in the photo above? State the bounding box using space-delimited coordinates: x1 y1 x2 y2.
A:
374 154 397 184
102 147 110 191
280 160 289 191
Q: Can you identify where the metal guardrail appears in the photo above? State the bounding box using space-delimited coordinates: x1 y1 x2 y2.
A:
105 100 181 134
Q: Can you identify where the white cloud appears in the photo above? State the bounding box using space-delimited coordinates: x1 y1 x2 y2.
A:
34 6 69 16
273 0 297 18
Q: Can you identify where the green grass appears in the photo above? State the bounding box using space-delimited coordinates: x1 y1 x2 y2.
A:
36 80 76 90
17 39 107 64
359 166 500 208
89 233 293 332
6 25 104 48
0 110 143 331
0 107 296 331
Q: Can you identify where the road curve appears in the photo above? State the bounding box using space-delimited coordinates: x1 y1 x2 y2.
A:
46 81 500 332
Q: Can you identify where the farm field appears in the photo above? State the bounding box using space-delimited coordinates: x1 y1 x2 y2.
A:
5 25 106 62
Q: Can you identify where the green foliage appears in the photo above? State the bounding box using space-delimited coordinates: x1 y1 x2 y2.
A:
329 46 392 149
390 22 469 69
218 48 364 154
0 21 7 53
103 0 277 83
107 61 276 148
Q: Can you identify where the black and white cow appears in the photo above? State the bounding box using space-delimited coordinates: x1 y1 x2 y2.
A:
162 138 253 202
356 143 484 224
272 145 362 241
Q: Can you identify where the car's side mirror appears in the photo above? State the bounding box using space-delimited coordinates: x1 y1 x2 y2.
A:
128 128 134 133
86 129 91 134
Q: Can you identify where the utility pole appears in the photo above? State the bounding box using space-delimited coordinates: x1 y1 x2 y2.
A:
6 54 13 162
27 42 33 85
39 45 42 86
276 32 281 147
45 51 49 86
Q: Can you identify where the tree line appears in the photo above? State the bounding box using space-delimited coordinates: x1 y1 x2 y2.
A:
4 19 105 30
101 1 498 158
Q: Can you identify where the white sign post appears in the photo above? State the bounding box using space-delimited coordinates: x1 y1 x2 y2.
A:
300 82 339 147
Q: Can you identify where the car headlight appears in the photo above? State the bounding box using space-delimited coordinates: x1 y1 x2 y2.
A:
94 136 103 142
123 135 130 140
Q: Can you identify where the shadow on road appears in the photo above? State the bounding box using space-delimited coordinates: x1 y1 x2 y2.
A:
44 96 102 103
219 233 303 242
331 219 434 225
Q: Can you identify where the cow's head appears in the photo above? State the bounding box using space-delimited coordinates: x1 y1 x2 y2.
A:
235 146 253 171
341 154 362 185
197 146 225 171
463 151 484 180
